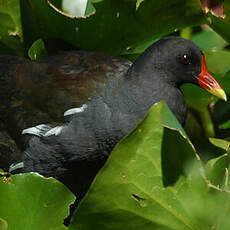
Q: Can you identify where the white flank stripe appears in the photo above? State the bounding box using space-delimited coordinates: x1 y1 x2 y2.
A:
64 104 87 117
9 162 24 173
44 126 64 137
22 124 51 137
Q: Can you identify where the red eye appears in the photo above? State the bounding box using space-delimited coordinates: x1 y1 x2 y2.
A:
181 54 190 65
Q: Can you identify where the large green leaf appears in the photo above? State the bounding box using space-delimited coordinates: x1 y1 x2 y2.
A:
0 173 75 230
20 0 205 56
70 102 230 229
69 102 199 230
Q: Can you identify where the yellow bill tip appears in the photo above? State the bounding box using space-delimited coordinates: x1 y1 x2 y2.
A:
207 88 227 101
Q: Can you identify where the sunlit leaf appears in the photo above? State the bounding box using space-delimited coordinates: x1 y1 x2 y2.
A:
0 173 75 230
70 102 199 230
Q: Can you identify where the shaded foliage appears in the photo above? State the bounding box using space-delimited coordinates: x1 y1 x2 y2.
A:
0 0 230 229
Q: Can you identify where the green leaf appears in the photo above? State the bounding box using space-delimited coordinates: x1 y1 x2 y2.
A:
0 0 24 56
180 160 230 230
136 0 144 10
215 192 230 230
122 39 158 61
0 173 75 230
20 0 205 56
205 153 228 187
85 0 97 16
228 164 230 188
205 139 230 189
209 138 230 151
192 28 227 51
28 39 48 60
210 69 230 131
70 102 198 230
70 102 230 229
204 50 230 76
219 120 230 129
0 217 8 230
180 27 192 40
184 110 204 146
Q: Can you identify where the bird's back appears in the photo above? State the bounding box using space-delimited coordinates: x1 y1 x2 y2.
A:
0 51 132 198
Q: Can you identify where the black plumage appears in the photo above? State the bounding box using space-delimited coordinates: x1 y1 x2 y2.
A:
0 37 223 202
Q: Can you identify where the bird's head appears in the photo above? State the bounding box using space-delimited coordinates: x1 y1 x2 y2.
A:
151 36 227 101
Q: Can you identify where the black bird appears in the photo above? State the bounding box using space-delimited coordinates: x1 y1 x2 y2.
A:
0 36 226 201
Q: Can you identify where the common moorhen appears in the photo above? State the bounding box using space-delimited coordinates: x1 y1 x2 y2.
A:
0 36 226 201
